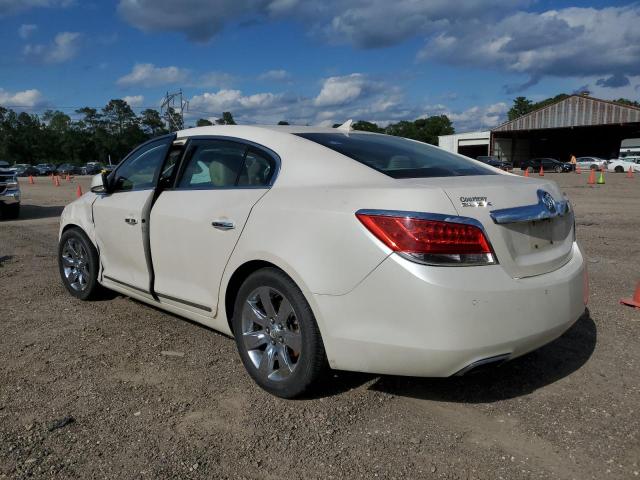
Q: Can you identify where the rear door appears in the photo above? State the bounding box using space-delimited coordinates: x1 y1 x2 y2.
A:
92 135 175 292
150 138 278 314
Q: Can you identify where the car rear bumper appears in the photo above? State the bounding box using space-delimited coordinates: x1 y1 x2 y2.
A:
313 242 586 377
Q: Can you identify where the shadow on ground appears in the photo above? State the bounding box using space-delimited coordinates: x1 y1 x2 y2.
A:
4 204 64 221
368 309 596 403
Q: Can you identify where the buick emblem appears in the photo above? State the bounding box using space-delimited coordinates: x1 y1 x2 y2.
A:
541 191 556 213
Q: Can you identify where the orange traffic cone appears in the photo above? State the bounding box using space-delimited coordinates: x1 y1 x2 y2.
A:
524 168 530 177
66 173 70 182
76 185 83 198
28 175 34 184
54 176 60 187
627 166 634 178
620 282 640 309
575 164 581 174
539 165 544 176
587 169 596 185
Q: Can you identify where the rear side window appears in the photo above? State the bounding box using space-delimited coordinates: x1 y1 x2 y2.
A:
295 132 495 178
178 140 277 189
179 140 247 189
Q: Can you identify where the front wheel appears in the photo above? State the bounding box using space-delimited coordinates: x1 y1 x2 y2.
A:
614 166 624 173
58 228 104 300
232 268 327 398
555 166 563 173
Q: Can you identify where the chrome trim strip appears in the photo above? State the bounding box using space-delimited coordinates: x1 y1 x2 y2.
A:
156 293 212 312
454 353 511 376
355 208 498 265
104 275 149 294
489 189 571 224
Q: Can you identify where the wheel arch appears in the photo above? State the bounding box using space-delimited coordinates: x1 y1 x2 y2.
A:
222 258 322 336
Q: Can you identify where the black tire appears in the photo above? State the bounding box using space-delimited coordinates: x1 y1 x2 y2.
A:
232 268 327 398
554 166 562 173
590 164 597 170
1 203 20 220
58 227 104 300
614 166 624 173
527 166 534 173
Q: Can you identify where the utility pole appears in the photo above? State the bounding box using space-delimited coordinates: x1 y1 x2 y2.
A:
160 89 189 131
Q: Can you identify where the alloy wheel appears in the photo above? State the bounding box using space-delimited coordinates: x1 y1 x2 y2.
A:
61 237 90 292
241 286 302 382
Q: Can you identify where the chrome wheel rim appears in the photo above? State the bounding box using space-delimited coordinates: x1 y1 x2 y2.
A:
61 237 90 292
241 286 302 382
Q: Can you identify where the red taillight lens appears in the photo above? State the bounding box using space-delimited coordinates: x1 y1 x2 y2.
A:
356 213 496 266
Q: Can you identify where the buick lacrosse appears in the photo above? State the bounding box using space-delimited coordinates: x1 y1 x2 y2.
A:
58 124 587 397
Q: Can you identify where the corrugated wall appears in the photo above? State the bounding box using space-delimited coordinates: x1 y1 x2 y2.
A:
493 96 640 132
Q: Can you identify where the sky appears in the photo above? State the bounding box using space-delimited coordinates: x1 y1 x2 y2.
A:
0 0 639 132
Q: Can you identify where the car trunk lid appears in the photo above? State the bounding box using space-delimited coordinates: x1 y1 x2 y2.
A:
400 175 575 278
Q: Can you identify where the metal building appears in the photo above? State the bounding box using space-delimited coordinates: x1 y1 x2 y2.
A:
437 131 490 158
491 94 640 167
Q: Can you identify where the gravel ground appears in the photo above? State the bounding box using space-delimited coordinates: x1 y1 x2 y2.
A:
1 172 639 479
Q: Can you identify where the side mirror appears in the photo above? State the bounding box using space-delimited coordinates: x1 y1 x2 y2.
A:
90 172 112 194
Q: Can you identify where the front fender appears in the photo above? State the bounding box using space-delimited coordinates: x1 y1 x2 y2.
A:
59 193 98 247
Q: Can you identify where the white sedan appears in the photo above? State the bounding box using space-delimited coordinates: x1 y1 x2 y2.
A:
608 157 640 173
58 125 587 397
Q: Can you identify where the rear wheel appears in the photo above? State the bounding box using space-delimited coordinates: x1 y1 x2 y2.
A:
232 268 327 398
615 166 624 173
58 228 104 300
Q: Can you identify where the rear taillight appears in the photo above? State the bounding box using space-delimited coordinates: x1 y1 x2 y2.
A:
356 211 496 266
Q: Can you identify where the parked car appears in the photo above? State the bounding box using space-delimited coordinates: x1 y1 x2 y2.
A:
576 157 607 170
58 126 587 398
608 158 640 173
0 167 20 219
13 164 40 177
0 161 10 169
476 155 513 171
81 162 105 175
55 163 81 176
36 163 56 176
521 158 572 173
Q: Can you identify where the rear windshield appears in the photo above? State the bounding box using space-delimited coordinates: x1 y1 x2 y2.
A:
295 132 496 178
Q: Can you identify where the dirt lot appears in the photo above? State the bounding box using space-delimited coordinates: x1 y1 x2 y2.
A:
1 172 639 479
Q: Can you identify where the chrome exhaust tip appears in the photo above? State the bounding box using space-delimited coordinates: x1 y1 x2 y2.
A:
454 353 511 376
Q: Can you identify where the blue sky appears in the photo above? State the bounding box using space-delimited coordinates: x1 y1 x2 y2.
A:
1 0 639 131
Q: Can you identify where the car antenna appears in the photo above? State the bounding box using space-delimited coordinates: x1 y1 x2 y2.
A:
337 119 353 132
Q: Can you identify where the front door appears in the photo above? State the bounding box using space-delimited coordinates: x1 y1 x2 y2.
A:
150 138 277 314
93 135 175 292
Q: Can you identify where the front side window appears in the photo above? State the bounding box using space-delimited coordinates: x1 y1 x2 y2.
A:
295 132 495 178
111 140 171 192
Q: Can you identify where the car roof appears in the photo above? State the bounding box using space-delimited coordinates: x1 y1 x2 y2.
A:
176 124 378 139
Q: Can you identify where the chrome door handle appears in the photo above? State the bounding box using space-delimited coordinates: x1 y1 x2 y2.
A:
124 217 137 225
211 220 235 230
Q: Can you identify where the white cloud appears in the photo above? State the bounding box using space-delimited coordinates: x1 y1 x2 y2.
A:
18 24 37 39
444 102 509 131
417 6 640 88
314 73 375 107
122 95 144 107
23 31 81 64
117 63 189 87
0 88 44 108
259 69 291 81
116 2 640 90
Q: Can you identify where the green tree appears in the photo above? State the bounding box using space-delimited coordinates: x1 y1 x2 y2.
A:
140 109 167 136
508 96 534 120
383 115 454 145
352 120 384 133
196 118 213 127
216 111 236 125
